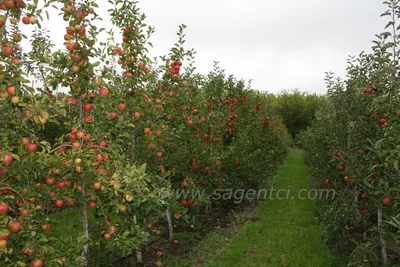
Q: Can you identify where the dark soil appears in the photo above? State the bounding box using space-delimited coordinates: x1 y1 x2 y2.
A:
112 200 257 267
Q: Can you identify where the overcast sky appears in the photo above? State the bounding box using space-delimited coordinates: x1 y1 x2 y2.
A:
28 0 387 94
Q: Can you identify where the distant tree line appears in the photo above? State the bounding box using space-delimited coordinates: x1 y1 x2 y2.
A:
253 89 325 139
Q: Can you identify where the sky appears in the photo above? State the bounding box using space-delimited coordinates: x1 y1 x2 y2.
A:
24 0 388 95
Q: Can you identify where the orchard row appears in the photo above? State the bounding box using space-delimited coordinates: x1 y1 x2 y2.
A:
0 0 289 266
299 1 400 265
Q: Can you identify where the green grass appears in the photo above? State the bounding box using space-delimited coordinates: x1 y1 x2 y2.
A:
202 150 346 267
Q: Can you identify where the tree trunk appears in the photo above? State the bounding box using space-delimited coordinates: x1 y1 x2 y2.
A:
166 208 174 242
81 184 89 267
378 208 388 265
79 95 89 267
136 250 143 265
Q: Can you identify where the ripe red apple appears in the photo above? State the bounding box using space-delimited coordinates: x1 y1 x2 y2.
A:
42 224 52 232
99 87 109 96
66 42 76 51
21 137 30 145
83 134 91 141
187 120 194 126
89 202 97 209
382 197 391 205
3 45 13 56
361 194 367 199
57 147 66 153
84 116 93 123
337 165 344 171
109 225 117 233
182 181 187 187
54 200 64 207
109 111 117 119
22 16 30 24
7 86 15 95
0 203 9 214
22 247 36 254
72 142 82 149
69 133 77 140
180 200 187 206
72 65 80 72
156 261 162 267
104 233 111 239
45 177 56 185
93 182 101 190
12 33 21 42
361 209 367 214
20 209 29 217
9 221 21 233
83 103 93 112
134 112 141 119
0 230 10 240
67 198 75 207
156 152 163 158
2 155 13 165
118 103 126 110
27 143 37 152
76 131 85 139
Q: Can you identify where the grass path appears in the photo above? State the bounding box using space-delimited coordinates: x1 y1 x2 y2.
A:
203 150 343 267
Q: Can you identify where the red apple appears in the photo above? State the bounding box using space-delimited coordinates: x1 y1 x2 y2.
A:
3 45 13 56
42 224 51 232
27 143 37 152
0 230 10 240
382 197 391 205
54 200 64 207
2 155 13 165
99 87 109 96
118 103 126 110
6 86 15 95
21 137 30 145
83 103 93 112
9 221 21 233
109 111 117 119
0 203 9 214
